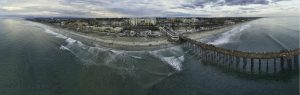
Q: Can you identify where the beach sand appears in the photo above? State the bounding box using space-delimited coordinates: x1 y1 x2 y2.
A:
51 27 176 51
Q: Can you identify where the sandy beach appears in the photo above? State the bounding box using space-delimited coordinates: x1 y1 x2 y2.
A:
49 26 176 51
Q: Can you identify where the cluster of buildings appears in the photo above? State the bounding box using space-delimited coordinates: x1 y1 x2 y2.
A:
27 17 258 37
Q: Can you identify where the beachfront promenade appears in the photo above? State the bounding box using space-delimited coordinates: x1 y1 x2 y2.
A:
164 28 299 74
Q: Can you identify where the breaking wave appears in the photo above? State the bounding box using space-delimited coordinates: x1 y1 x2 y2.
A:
28 21 188 74
28 21 186 72
149 46 185 71
25 21 191 88
207 24 251 45
27 21 121 65
161 56 183 71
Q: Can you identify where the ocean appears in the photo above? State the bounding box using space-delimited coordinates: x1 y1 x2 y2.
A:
0 17 298 95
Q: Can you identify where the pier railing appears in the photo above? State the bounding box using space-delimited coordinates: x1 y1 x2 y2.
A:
181 36 299 74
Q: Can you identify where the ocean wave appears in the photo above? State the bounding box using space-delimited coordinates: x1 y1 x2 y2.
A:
45 29 68 39
59 45 70 51
110 49 125 55
178 56 184 61
130 55 143 59
149 46 184 71
39 25 127 65
265 33 289 49
65 38 77 44
30 21 185 72
26 21 182 87
207 24 251 45
28 22 107 64
162 56 183 71
27 21 68 40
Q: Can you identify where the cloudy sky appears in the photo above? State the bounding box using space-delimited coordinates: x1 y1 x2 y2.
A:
0 0 299 17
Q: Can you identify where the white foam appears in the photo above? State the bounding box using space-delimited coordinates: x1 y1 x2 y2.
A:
131 55 143 59
208 24 251 45
30 22 85 49
28 21 184 70
150 46 183 56
162 56 183 71
149 46 184 71
27 21 83 46
59 45 70 51
26 21 128 65
65 38 77 44
29 22 96 57
178 56 184 61
44 29 68 39
27 21 68 40
110 50 124 55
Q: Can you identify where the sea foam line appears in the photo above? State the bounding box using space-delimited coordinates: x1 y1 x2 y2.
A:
207 24 251 45
29 21 185 70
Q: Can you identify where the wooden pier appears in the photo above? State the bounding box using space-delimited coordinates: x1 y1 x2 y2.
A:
180 36 300 74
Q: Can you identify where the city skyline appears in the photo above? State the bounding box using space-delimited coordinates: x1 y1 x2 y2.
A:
0 0 299 17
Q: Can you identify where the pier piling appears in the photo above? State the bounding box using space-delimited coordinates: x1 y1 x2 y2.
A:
280 57 284 72
251 58 254 73
274 58 277 73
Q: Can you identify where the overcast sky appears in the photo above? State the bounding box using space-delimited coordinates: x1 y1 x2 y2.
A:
0 0 299 17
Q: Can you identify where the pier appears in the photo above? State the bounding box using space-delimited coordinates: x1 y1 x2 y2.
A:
158 27 299 74
180 36 299 74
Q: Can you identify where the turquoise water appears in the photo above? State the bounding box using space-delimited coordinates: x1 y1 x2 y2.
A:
0 17 299 95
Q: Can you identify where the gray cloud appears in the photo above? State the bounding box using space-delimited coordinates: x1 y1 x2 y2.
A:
181 4 197 9
239 8 256 10
182 0 290 9
108 7 161 16
194 0 220 7
0 0 298 17
225 0 269 5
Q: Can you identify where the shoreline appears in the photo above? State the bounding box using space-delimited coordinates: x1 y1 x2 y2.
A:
45 25 176 51
34 22 244 51
183 22 247 40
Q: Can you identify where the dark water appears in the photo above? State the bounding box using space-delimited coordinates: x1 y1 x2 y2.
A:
0 18 299 95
